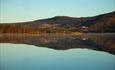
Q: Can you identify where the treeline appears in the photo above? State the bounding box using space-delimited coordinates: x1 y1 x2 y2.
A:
88 14 115 32
0 24 72 34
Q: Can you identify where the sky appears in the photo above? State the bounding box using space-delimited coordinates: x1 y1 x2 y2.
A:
0 0 115 23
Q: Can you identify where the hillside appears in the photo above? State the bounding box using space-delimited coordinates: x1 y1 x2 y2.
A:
0 11 115 33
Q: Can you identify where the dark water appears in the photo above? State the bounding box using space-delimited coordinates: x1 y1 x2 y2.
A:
0 33 115 70
0 33 115 54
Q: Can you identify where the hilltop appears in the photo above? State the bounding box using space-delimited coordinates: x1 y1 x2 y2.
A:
0 11 115 33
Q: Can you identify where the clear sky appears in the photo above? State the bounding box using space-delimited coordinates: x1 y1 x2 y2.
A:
0 0 115 23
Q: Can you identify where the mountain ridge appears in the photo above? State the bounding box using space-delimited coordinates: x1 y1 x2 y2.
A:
0 11 115 33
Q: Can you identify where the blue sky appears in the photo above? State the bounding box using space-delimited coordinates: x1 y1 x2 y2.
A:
0 0 115 23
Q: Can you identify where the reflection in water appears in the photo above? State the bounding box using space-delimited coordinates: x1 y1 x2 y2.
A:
0 44 115 70
0 33 115 54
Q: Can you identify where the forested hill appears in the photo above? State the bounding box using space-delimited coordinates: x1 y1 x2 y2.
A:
0 11 115 33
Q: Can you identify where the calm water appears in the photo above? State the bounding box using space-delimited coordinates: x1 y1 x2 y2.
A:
0 33 115 70
0 43 115 70
0 33 115 54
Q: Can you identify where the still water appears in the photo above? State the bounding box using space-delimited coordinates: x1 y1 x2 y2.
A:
0 33 115 70
0 43 115 70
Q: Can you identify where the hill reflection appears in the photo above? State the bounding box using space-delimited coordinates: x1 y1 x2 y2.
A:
0 33 115 54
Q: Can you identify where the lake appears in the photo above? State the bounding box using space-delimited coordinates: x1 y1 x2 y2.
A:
0 33 115 70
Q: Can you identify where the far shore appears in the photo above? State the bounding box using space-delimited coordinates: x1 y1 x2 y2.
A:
0 33 115 36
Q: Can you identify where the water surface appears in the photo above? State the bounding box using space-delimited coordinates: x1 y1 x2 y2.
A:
0 33 115 70
0 43 115 70
0 33 115 54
